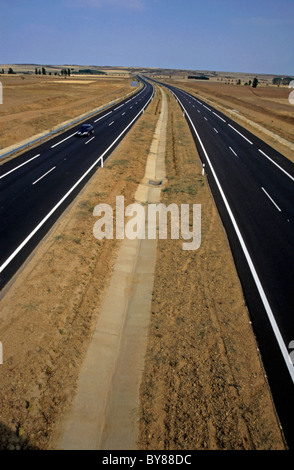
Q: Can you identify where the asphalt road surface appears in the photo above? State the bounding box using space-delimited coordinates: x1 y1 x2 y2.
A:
0 78 154 289
145 76 294 449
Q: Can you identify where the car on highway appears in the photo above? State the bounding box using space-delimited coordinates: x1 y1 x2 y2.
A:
76 123 94 137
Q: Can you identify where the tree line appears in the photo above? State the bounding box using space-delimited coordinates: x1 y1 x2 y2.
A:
35 67 71 76
272 76 294 86
0 67 72 75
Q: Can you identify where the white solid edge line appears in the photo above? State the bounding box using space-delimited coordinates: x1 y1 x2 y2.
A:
228 124 253 145
51 132 77 148
109 121 114 126
0 86 154 275
258 149 294 182
32 166 56 185
0 154 40 179
172 90 294 382
262 187 282 212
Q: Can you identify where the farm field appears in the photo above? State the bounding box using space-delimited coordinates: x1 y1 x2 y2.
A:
0 72 134 153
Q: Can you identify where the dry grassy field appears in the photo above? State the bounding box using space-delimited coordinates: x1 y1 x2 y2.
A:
0 73 134 152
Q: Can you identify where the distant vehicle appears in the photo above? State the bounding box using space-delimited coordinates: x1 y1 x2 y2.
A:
76 123 94 137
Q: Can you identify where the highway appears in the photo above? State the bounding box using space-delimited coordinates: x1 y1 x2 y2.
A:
1 72 294 447
0 78 154 289
145 76 294 448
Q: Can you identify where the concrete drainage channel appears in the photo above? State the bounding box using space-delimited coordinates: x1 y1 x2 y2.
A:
57 87 168 450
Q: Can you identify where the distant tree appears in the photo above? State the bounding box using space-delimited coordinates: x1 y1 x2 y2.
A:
273 76 294 86
1 69 4 74
35 67 38 75
42 67 46 75
187 75 209 80
273 77 281 86
67 68 71 76
8 67 14 74
252 77 259 88
237 79 241 85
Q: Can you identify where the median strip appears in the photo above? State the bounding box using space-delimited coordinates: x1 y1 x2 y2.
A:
58 87 168 450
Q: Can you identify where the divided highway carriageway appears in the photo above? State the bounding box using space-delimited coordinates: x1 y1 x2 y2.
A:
145 76 294 449
0 78 154 289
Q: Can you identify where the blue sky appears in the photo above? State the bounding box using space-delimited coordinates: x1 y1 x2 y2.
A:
1 0 293 75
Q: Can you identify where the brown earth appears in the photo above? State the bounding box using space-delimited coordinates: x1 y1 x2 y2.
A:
0 83 286 450
163 78 294 163
0 74 133 152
